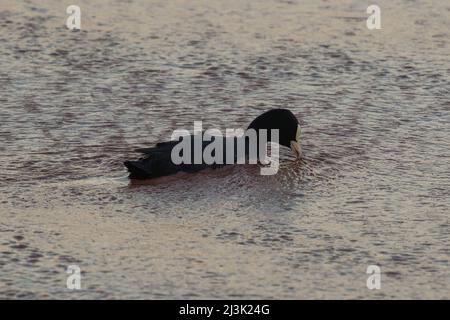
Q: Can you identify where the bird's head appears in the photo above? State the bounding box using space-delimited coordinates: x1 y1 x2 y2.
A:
247 108 302 158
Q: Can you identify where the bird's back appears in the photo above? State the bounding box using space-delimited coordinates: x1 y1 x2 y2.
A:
124 134 244 179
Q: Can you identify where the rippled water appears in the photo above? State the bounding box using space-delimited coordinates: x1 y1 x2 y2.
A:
0 0 449 299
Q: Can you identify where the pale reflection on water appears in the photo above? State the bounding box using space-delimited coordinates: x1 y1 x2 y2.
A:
0 0 449 299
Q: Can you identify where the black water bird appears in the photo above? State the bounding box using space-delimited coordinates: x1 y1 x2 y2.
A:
124 109 301 179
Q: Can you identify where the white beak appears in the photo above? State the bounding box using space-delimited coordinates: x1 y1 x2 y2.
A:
290 125 302 159
290 141 301 159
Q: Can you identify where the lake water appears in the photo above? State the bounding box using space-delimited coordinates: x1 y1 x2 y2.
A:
0 0 449 299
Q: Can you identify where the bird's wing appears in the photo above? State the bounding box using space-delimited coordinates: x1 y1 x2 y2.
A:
125 134 225 179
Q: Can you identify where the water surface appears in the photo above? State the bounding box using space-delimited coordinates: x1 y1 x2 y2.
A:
0 0 449 299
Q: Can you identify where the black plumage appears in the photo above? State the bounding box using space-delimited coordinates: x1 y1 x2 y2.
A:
124 109 301 180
